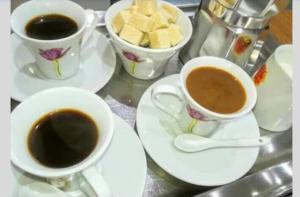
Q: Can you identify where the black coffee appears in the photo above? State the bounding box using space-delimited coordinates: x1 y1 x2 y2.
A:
25 14 78 40
28 109 98 168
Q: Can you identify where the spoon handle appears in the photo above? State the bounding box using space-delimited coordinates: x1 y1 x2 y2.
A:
174 134 272 153
81 9 98 49
216 136 272 148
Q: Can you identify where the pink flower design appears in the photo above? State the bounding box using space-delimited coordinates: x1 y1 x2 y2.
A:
39 47 71 77
185 105 208 133
122 51 144 74
187 105 207 120
39 47 71 60
122 51 143 62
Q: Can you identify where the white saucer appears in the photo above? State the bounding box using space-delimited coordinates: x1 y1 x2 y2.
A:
12 114 147 197
136 74 260 186
11 30 116 102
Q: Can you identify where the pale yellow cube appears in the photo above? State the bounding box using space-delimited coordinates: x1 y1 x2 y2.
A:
149 29 171 49
160 8 173 23
136 0 157 16
128 12 154 33
140 33 150 47
161 3 178 23
168 24 183 46
129 5 138 13
112 10 131 33
119 24 144 45
219 0 237 7
151 11 169 30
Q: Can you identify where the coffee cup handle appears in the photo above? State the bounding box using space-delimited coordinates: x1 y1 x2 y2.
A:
82 166 112 197
81 9 98 48
151 84 185 120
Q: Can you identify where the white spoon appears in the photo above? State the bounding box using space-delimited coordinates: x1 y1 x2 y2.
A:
174 134 272 153
19 182 69 197
81 9 99 49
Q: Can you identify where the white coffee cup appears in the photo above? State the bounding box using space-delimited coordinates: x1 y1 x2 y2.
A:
11 0 97 80
253 44 292 132
151 56 257 136
11 87 114 197
105 0 193 80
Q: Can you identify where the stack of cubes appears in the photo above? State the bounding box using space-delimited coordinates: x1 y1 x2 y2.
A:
112 0 183 49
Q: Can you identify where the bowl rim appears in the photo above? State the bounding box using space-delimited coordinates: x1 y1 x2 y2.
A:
105 0 193 53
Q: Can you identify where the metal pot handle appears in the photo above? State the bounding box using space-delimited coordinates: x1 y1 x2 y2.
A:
243 39 265 77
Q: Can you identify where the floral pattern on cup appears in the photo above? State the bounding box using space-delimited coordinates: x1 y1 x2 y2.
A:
233 35 252 55
253 64 267 86
39 47 71 78
122 51 144 75
186 105 208 133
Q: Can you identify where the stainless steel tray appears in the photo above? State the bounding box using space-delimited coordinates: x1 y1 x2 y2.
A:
11 28 292 197
10 1 292 196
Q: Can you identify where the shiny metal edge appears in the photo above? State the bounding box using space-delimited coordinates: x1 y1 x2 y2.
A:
193 161 292 197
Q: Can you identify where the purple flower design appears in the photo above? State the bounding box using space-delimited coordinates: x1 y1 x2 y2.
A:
39 47 71 77
187 105 207 120
185 105 208 133
122 51 143 62
122 51 144 74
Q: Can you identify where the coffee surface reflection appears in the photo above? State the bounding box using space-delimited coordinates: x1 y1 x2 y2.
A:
186 67 246 114
28 109 98 168
25 14 78 40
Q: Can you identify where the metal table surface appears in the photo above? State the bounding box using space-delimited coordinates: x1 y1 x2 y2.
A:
11 1 292 197
11 30 293 197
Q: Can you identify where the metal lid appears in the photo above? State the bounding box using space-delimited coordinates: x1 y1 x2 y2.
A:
202 0 279 29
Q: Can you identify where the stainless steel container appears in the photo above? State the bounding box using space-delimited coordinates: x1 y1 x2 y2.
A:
179 0 282 75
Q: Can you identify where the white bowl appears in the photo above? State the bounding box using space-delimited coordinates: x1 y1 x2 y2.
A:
105 0 193 80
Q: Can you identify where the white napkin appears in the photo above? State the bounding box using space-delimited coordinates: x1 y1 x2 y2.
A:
105 95 137 128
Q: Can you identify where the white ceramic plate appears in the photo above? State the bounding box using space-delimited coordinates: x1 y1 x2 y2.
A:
136 74 260 186
11 30 116 102
12 114 147 197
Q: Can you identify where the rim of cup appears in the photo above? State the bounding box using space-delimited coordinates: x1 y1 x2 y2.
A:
11 0 88 44
105 0 193 53
180 56 257 120
11 87 114 178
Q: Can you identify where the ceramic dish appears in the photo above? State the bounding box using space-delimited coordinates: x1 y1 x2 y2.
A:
11 30 116 102
12 114 147 197
136 74 260 186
